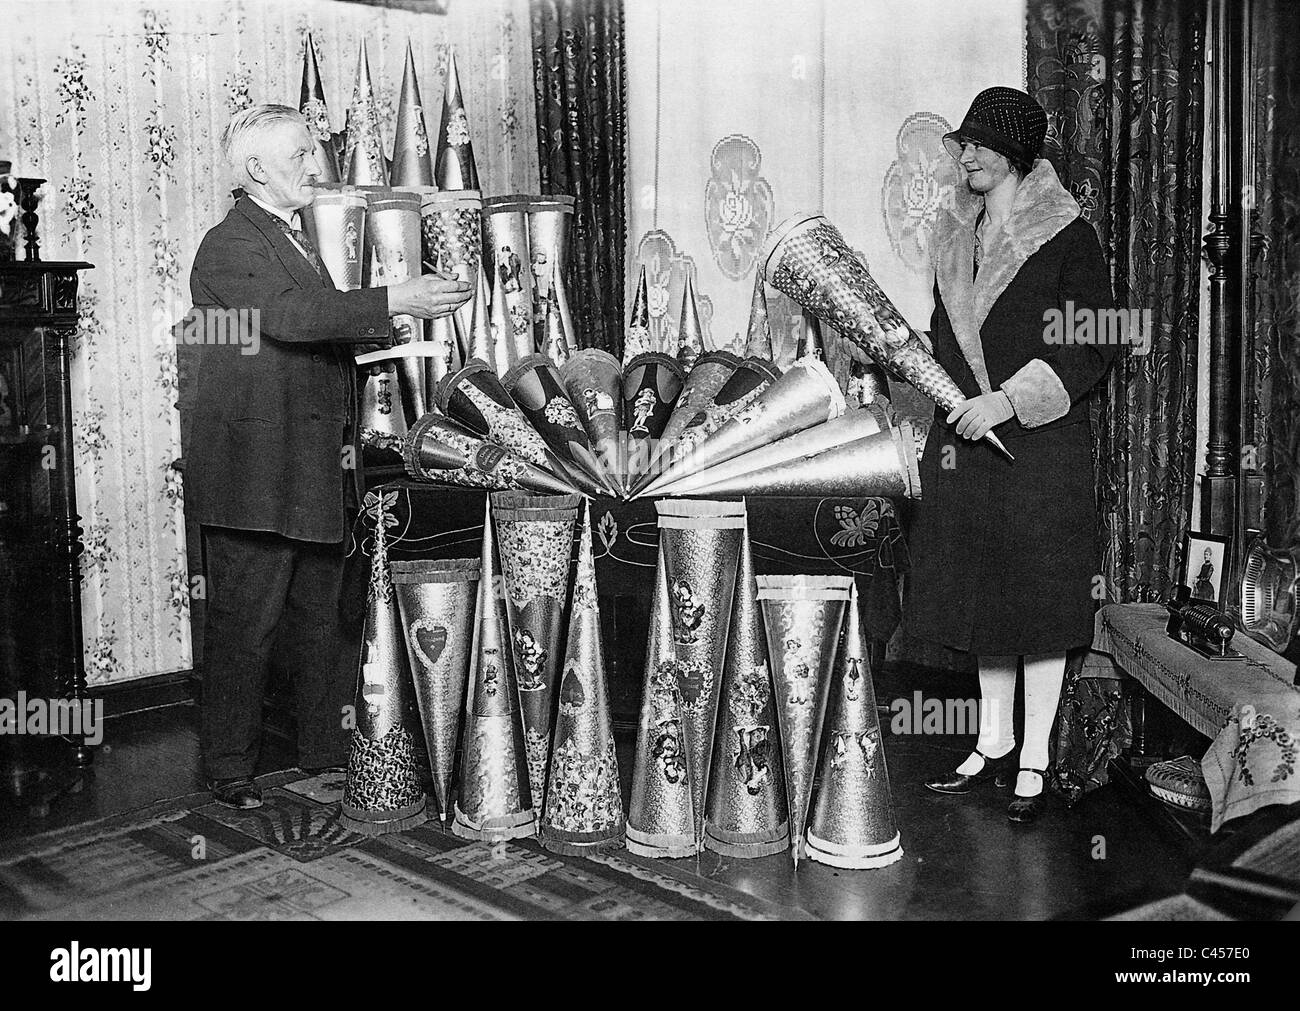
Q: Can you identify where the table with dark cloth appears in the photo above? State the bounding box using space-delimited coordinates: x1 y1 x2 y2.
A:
345 480 909 728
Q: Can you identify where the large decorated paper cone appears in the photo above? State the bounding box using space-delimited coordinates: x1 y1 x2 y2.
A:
552 263 579 358
637 356 844 499
453 500 536 840
807 583 903 868
391 41 434 187
490 270 518 378
657 408 882 499
673 422 922 501
744 272 775 360
761 212 1012 460
656 499 746 845
299 34 340 183
541 296 573 368
343 40 389 187
526 196 575 341
491 490 582 810
358 359 408 447
434 47 480 190
466 263 496 370
628 356 780 498
365 191 425 417
483 195 535 364
342 496 429 836
420 190 482 338
624 265 652 366
638 350 740 489
541 503 625 855
560 349 623 494
676 272 708 372
391 557 480 822
503 354 606 498
705 523 789 857
627 547 696 857
403 409 578 496
435 360 575 485
423 314 460 393
623 352 686 490
303 188 365 290
757 574 853 866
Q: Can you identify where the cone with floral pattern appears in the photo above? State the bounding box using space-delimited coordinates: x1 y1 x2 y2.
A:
806 582 904 869
540 503 626 855
704 522 789 857
299 33 340 184
623 265 652 366
626 547 697 857
403 409 578 496
483 195 535 365
341 494 429 836
744 272 774 360
434 47 480 190
452 499 536 840
503 354 605 498
343 39 389 187
491 490 582 812
391 557 480 823
560 349 623 495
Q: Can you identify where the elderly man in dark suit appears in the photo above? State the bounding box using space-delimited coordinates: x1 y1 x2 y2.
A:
184 104 470 809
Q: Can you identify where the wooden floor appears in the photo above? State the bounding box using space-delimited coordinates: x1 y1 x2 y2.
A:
0 665 1198 920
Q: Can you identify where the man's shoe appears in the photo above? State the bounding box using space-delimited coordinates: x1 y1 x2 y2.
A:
210 777 263 809
925 749 1016 795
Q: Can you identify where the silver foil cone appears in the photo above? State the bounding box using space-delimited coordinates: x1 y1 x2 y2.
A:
624 265 653 365
744 272 775 360
390 41 434 187
761 212 1011 460
453 500 536 841
342 40 389 187
676 272 708 372
526 196 575 342
299 34 340 184
391 557 481 822
622 352 686 491
807 583 904 869
302 188 365 290
639 350 741 488
655 499 746 845
503 354 607 497
540 502 626 855
403 409 578 496
756 574 854 865
704 522 790 857
342 495 429 835
626 548 697 857
560 349 623 493
420 190 483 337
358 361 409 446
483 195 536 363
491 490 582 811
638 355 845 499
489 268 517 378
366 191 425 417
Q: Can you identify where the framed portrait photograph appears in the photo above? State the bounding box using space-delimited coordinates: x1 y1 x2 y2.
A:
1180 531 1230 609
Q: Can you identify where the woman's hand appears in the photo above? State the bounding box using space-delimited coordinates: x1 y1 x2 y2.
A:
947 390 1014 440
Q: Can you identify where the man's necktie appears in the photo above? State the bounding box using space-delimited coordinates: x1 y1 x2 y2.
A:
271 214 328 283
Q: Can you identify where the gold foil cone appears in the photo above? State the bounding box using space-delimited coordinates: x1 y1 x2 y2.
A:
302 189 364 290
798 310 827 361
622 352 686 492
391 557 480 822
541 503 626 855
453 500 536 841
761 212 1011 461
390 41 434 187
560 349 623 494
638 355 845 499
705 522 789 857
807 582 904 869
403 409 578 496
756 574 854 865
342 495 429 835
434 47 480 191
466 266 497 370
526 196 575 343
627 547 697 857
491 490 582 812
656 499 746 845
624 265 652 366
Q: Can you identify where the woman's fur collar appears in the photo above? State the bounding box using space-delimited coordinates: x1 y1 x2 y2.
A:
932 159 1080 393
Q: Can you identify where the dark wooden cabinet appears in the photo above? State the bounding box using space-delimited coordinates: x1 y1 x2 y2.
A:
0 260 94 766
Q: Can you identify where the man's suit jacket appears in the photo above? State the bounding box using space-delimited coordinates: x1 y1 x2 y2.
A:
182 196 390 543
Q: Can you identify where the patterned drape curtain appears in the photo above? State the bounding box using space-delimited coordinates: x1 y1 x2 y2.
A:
1028 0 1206 604
1252 0 1300 547
0 0 538 684
530 0 627 355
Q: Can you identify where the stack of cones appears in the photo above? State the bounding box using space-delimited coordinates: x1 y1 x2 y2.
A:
403 409 579 496
806 582 904 868
341 494 429 836
540 503 626 855
756 574 854 866
704 520 789 857
391 557 480 824
635 350 740 492
490 490 582 811
452 500 536 841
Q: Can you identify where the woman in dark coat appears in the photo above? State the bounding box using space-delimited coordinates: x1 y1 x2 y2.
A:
902 88 1118 822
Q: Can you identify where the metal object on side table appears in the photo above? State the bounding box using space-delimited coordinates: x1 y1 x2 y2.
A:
1235 534 1300 681
1166 584 1244 660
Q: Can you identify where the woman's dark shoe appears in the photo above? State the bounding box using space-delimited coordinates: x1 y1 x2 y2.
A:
1007 769 1047 823
925 749 1016 795
209 777 263 810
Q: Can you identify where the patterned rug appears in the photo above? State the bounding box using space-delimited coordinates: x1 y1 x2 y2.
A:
0 772 811 921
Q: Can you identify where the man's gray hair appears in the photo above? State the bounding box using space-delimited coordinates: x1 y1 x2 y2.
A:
221 104 305 185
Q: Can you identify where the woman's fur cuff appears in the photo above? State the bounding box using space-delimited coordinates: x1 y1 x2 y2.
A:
1001 359 1070 427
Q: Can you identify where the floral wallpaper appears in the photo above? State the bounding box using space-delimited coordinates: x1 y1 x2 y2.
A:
0 0 538 684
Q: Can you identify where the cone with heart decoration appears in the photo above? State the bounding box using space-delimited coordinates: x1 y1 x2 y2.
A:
391 557 480 823
341 494 429 836
540 503 626 855
452 499 536 840
806 582 904 868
